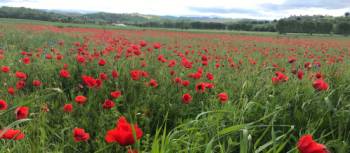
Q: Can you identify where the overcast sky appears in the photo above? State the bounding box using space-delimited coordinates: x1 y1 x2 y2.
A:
0 0 349 20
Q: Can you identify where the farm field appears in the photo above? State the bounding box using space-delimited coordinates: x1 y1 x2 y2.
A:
1 19 350 153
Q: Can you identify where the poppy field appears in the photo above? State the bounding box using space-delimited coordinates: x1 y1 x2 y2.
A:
1 20 350 153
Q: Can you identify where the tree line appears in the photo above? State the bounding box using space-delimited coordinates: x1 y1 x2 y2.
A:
276 15 350 35
133 20 276 32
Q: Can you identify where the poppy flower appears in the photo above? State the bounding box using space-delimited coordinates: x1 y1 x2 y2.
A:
218 92 228 103
288 57 297 63
45 54 52 59
16 80 26 89
76 55 85 63
182 93 192 104
174 77 182 84
75 95 87 105
73 128 90 142
0 100 8 110
195 82 214 93
103 99 115 109
139 40 147 47
63 104 73 112
82 75 97 88
130 70 142 81
105 116 143 146
297 134 328 153
0 129 25 140
206 72 214 80
1 66 9 73
112 70 119 79
153 43 161 49
15 71 27 80
99 73 108 80
297 70 304 80
32 80 41 87
315 72 323 79
8 87 15 95
22 57 30 64
56 54 63 60
98 59 106 66
182 80 190 87
148 79 158 88
272 71 288 84
313 79 329 91
110 91 122 99
15 106 29 120
59 69 70 78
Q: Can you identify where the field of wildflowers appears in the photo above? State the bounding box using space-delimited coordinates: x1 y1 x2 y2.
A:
0 20 350 153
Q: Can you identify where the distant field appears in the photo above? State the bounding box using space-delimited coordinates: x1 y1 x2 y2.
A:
2 18 349 39
0 18 350 153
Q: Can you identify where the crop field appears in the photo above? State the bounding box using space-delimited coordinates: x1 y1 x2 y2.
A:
0 19 350 153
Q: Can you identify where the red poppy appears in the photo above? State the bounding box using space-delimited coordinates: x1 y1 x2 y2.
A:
76 55 85 63
218 92 228 103
105 116 143 146
272 71 288 84
15 71 27 80
148 79 158 88
182 93 192 104
32 80 41 87
15 106 29 120
59 69 70 78
139 40 147 47
82 75 97 88
1 66 10 73
110 90 122 99
16 80 26 89
130 70 142 81
313 79 329 91
297 134 328 153
103 99 115 109
153 43 161 49
99 72 108 80
98 59 106 66
75 95 87 105
195 82 214 93
112 70 119 79
0 129 25 140
45 54 52 59
206 72 214 80
56 54 63 60
63 104 73 112
182 80 190 87
8 87 15 95
297 70 304 80
73 128 90 142
0 100 8 110
315 72 323 79
22 57 31 64
288 57 297 63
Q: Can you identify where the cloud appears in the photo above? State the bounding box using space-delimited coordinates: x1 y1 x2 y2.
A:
261 0 350 10
189 7 261 15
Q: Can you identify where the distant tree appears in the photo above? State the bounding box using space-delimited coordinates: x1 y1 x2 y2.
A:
336 22 350 36
302 21 316 35
316 22 333 34
276 20 288 34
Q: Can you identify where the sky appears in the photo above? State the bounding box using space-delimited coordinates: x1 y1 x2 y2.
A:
0 0 349 20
